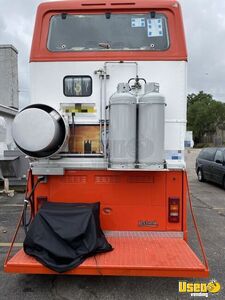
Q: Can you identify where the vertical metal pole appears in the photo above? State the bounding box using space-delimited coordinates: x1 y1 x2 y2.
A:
103 65 107 158
99 74 103 153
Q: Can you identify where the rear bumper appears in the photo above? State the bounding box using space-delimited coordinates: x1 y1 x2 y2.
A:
4 231 209 278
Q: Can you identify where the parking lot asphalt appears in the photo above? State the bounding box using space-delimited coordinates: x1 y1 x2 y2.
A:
0 149 224 300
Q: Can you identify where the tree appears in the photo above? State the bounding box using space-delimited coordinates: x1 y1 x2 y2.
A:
187 91 225 145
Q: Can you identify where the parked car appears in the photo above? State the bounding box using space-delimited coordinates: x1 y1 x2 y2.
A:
196 147 225 189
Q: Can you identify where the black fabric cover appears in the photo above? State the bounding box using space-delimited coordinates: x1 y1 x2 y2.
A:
23 202 113 273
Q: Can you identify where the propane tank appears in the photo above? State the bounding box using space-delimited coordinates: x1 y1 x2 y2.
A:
12 104 68 158
109 83 137 168
138 83 166 167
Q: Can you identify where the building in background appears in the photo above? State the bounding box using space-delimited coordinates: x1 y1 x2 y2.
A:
0 45 19 109
0 45 18 150
0 105 17 149
0 45 28 192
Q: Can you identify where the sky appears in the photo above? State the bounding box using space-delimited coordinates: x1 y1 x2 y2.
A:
0 0 225 108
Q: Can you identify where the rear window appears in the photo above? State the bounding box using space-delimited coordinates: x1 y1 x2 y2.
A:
47 13 170 52
199 148 217 161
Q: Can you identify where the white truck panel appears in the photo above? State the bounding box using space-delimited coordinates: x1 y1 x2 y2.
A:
30 60 187 165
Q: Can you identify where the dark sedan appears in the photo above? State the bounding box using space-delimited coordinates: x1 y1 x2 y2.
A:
196 147 225 189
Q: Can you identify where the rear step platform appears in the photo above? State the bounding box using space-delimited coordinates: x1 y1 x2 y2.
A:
5 232 209 277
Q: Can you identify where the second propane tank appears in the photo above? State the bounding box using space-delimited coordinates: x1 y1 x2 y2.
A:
138 83 166 167
109 83 136 168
